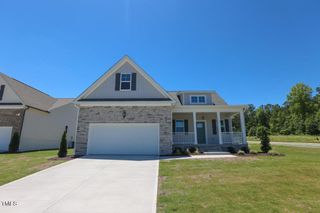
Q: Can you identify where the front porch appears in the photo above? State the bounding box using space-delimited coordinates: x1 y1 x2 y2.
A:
172 110 248 151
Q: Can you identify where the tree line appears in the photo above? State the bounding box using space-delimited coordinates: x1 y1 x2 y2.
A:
244 83 320 136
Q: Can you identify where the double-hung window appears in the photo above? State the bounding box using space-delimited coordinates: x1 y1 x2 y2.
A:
190 95 206 104
120 73 131 90
175 120 185 132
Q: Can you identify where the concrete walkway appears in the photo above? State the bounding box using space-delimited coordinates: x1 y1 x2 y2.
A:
248 141 320 148
0 155 159 213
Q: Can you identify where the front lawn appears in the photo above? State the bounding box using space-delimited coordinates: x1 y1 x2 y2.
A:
0 149 74 186
158 145 320 212
247 135 320 143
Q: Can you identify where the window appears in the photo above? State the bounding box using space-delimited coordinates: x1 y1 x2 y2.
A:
175 120 185 132
120 73 131 90
190 95 206 104
220 120 225 132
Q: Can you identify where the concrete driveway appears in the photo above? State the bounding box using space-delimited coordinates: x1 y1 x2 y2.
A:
0 155 159 213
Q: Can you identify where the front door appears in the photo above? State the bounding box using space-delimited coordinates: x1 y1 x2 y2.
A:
196 121 206 144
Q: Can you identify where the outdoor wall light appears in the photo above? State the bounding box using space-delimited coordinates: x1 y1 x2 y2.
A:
122 110 127 119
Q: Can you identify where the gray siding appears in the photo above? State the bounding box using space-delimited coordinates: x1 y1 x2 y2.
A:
86 62 166 99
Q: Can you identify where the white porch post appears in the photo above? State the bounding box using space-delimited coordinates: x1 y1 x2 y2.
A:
240 110 247 144
193 112 198 144
217 112 223 144
228 117 233 133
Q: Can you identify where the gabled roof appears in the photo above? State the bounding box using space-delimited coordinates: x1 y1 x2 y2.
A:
75 55 175 103
0 73 60 112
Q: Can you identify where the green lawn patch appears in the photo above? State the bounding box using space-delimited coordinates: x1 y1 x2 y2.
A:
247 135 320 143
0 149 74 186
158 145 320 212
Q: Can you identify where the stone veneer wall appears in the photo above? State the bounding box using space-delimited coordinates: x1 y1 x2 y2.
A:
75 106 172 156
0 109 26 136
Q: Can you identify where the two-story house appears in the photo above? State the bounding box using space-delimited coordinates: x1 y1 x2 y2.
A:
74 56 248 156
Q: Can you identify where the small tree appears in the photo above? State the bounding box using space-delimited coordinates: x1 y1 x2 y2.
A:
58 127 68 157
256 126 272 153
8 132 20 153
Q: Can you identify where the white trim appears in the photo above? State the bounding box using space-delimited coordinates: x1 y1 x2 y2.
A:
75 101 174 107
196 120 207 144
217 112 223 144
190 95 207 105
119 73 132 91
173 105 248 113
75 56 175 103
0 105 25 109
192 112 197 144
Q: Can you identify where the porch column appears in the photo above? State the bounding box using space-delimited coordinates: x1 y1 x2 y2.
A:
217 112 223 144
240 110 247 144
228 118 233 133
193 112 197 144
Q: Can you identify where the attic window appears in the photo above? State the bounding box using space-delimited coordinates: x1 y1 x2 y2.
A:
190 95 206 104
120 73 131 91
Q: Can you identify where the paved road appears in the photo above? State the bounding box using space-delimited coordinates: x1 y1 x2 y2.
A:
248 141 320 148
0 155 159 213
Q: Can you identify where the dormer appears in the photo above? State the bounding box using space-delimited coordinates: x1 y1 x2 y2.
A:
176 91 227 106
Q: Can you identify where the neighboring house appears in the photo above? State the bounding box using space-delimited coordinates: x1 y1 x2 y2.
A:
0 73 77 152
74 56 248 156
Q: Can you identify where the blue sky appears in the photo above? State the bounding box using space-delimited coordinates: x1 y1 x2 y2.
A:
0 0 319 106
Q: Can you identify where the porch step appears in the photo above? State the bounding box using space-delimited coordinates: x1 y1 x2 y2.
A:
203 152 231 155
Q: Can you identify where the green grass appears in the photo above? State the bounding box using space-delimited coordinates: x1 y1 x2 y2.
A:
158 145 320 213
247 135 320 143
0 149 74 186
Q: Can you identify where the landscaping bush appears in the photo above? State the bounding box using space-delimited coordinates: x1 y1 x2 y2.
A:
249 150 258 155
227 146 237 154
188 146 197 154
58 129 68 158
240 146 250 154
172 147 184 155
256 126 272 153
248 127 256 136
237 150 245 155
269 151 281 156
8 132 20 153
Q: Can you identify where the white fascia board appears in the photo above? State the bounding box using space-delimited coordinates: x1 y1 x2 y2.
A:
0 105 26 109
172 105 247 113
74 101 175 107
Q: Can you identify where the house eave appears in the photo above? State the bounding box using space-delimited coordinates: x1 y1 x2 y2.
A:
172 105 248 113
74 101 175 107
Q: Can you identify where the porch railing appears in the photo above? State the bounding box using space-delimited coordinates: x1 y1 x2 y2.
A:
172 132 196 144
222 132 243 144
172 132 244 145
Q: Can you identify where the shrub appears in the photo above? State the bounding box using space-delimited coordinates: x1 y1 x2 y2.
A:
8 132 20 153
248 127 256 136
172 147 184 155
256 126 272 153
58 129 68 158
188 146 197 154
237 150 245 155
227 146 237 154
240 146 250 154
269 151 281 156
249 150 258 155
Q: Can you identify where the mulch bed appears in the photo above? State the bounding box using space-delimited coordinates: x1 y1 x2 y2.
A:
237 153 285 157
48 155 79 161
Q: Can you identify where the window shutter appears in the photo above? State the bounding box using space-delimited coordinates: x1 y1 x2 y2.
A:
172 120 176 133
212 119 217 134
131 73 137 91
225 119 230 132
184 120 189 132
0 85 5 101
115 73 120 91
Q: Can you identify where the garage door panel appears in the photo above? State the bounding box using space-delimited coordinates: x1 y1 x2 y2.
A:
0 127 13 152
87 123 159 155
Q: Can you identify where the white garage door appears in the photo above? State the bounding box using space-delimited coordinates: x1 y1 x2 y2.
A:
87 123 159 155
0 127 13 152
